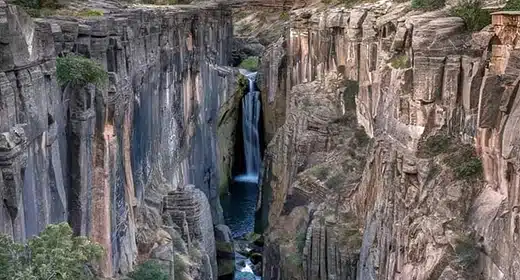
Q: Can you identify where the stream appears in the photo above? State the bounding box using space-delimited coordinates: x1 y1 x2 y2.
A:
221 69 262 280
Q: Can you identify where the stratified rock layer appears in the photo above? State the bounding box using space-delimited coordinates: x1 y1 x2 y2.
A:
0 1 236 276
163 184 217 279
260 2 520 280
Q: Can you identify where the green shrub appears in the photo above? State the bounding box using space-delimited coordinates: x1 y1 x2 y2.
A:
419 134 453 157
14 0 62 17
454 236 479 270
236 75 248 95
14 0 61 9
454 157 483 179
342 80 359 111
56 54 108 88
418 133 483 180
310 166 330 180
445 145 483 180
450 0 491 31
142 0 180 4
287 252 302 266
174 253 193 280
354 127 369 146
504 0 520 10
322 0 360 6
390 54 410 69
337 228 363 249
129 260 169 280
411 0 445 10
325 174 346 189
0 222 104 280
287 228 307 266
239 56 260 72
296 229 306 254
26 8 104 18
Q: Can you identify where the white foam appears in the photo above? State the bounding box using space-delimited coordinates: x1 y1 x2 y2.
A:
234 174 259 183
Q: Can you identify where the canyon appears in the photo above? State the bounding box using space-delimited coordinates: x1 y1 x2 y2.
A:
1 0 520 279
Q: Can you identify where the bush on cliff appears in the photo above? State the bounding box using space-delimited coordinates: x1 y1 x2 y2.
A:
454 236 480 270
321 0 361 6
0 222 104 280
310 165 330 180
390 54 410 69
129 260 169 280
504 0 520 10
411 0 445 10
418 134 453 157
14 0 63 17
130 247 199 280
14 0 61 10
445 144 483 180
56 54 108 88
239 56 260 72
451 0 491 31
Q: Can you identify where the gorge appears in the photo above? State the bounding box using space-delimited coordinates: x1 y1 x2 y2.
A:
2 0 520 279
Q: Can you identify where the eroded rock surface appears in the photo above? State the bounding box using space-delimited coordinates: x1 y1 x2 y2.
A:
259 2 520 279
0 1 238 277
163 184 217 279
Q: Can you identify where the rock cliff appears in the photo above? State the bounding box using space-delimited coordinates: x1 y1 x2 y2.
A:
259 2 520 279
0 1 239 277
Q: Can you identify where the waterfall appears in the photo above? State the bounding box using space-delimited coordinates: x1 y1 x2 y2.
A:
236 71 261 184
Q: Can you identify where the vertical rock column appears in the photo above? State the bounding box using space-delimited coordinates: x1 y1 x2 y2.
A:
163 184 217 279
0 126 27 240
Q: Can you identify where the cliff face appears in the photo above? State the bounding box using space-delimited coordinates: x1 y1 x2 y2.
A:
0 1 237 276
260 2 520 279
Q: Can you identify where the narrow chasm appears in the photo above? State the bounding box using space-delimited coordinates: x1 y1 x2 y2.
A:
221 69 264 279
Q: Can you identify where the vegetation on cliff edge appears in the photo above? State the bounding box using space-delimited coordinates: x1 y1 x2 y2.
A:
141 0 184 5
0 222 104 280
239 56 260 72
411 0 445 10
288 228 307 266
310 165 330 180
321 0 361 7
390 54 411 69
129 260 169 280
130 247 199 280
14 0 61 16
14 0 104 18
418 133 483 180
56 54 108 88
450 0 491 31
504 0 520 10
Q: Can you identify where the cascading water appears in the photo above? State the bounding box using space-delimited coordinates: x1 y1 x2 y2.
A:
220 69 263 280
223 70 262 238
235 71 262 183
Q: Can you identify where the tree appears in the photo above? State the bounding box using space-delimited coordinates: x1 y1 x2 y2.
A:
0 222 104 280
